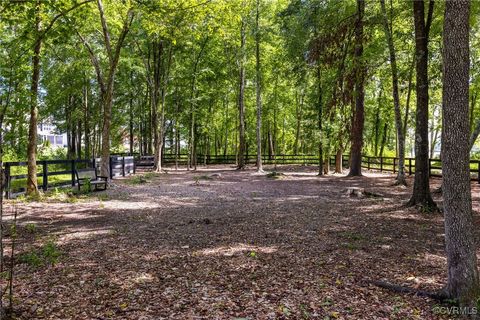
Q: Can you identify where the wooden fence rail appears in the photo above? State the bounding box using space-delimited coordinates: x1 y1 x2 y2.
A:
5 153 480 198
3 156 135 199
153 153 480 183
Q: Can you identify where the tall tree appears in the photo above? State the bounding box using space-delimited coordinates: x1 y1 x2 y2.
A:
442 0 480 307
77 0 134 178
379 0 406 186
26 0 93 195
255 0 263 173
348 0 365 176
26 0 42 196
237 14 247 170
407 0 435 209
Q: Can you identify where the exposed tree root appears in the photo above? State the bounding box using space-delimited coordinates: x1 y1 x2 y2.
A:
393 177 408 187
406 198 439 213
372 280 449 302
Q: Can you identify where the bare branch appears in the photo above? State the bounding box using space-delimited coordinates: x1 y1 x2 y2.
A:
76 30 106 94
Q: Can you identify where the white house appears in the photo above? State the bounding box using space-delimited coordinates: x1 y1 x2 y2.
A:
38 123 67 148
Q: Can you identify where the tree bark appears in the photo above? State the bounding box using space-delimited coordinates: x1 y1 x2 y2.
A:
151 40 163 172
317 64 324 176
129 97 134 156
379 123 388 157
26 0 42 196
407 0 435 209
442 0 480 307
237 17 247 169
84 77 91 159
380 0 406 185
255 0 263 172
348 0 365 177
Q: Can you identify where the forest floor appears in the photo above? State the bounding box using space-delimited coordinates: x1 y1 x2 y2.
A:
3 164 478 319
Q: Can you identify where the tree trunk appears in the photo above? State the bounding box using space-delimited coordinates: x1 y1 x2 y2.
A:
374 88 382 157
348 0 365 177
129 97 134 155
379 123 388 157
255 0 263 172
84 78 91 159
237 17 247 170
407 0 435 209
77 120 82 158
79 3 134 178
335 148 343 173
442 0 480 307
380 0 406 185
403 52 415 141
317 64 323 176
152 40 163 172
26 1 42 196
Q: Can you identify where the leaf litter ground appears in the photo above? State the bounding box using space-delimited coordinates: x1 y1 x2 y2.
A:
3 165 473 319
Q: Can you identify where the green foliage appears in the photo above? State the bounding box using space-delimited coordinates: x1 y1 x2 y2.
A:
20 240 62 268
127 172 157 185
25 223 37 234
80 178 92 194
266 171 283 179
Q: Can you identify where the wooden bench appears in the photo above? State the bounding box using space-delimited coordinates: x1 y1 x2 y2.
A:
75 168 108 191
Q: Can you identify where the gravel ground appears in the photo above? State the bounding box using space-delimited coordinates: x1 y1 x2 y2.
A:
2 164 478 319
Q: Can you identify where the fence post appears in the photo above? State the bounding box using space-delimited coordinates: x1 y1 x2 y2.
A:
380 157 383 172
122 157 126 177
477 161 480 184
71 159 76 187
393 158 396 174
428 159 431 177
109 156 113 179
5 163 10 199
367 157 370 170
408 158 412 175
42 160 48 191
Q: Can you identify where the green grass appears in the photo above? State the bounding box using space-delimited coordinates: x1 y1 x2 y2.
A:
9 174 73 191
126 172 159 185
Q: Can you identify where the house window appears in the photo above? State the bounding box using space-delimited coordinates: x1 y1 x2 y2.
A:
55 135 63 145
48 135 55 144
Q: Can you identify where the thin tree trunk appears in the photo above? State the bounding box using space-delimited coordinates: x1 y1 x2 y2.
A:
335 148 343 173
379 123 388 157
374 87 382 157
380 0 406 185
403 52 415 141
255 0 263 172
84 77 91 159
348 0 365 177
317 64 323 176
238 17 247 169
26 1 42 196
129 97 134 155
77 120 82 158
442 0 480 307
407 0 435 209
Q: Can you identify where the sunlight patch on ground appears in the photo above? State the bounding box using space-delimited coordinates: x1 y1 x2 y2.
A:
196 243 278 257
419 252 447 265
58 227 113 242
